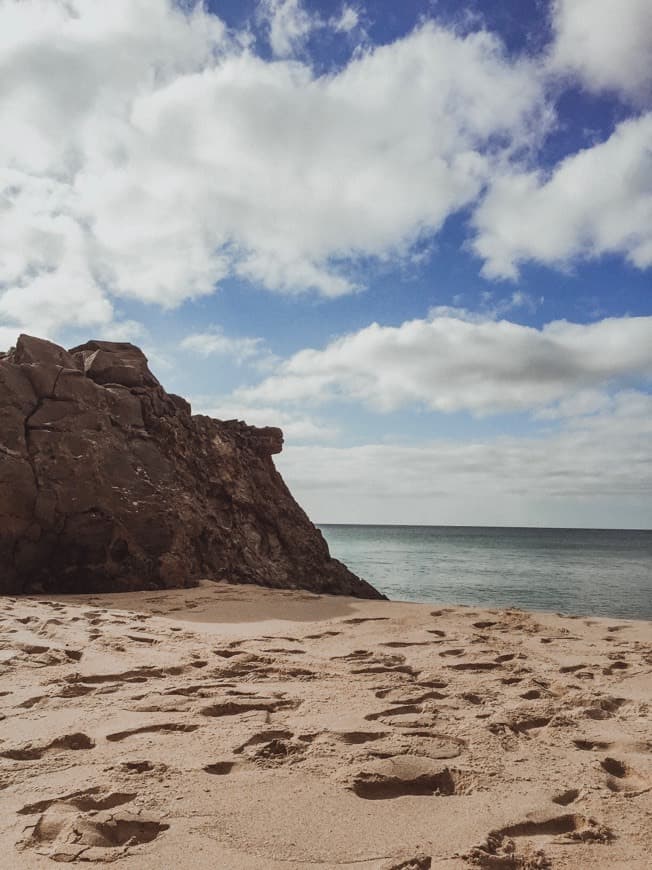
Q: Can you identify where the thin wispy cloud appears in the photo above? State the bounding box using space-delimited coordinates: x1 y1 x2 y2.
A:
180 330 273 366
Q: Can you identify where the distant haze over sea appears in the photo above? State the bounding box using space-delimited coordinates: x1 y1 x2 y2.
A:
319 525 652 620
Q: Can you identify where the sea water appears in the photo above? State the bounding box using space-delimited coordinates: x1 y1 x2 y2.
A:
319 525 652 620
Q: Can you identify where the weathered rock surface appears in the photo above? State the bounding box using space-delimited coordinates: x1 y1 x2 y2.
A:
0 334 383 598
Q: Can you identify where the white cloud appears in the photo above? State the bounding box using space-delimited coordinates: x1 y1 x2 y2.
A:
191 397 339 442
332 6 359 33
259 1 361 58
472 113 652 278
180 330 270 365
277 390 652 526
550 0 652 101
0 0 548 340
237 313 652 415
259 0 316 58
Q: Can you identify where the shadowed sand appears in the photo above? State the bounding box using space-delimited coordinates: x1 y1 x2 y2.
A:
1 580 651 868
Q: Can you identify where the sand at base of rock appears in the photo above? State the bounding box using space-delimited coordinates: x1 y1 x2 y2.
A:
1 580 651 869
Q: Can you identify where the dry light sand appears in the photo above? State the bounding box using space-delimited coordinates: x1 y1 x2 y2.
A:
1 580 651 869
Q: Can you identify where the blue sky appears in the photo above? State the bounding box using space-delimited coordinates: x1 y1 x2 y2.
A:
1 0 651 526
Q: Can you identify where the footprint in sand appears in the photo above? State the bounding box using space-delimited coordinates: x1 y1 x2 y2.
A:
509 713 554 734
365 704 438 728
56 683 95 698
250 737 306 765
341 617 391 625
203 761 238 775
602 659 630 675
448 661 502 672
352 664 418 676
559 663 591 674
488 712 553 738
381 641 431 649
582 695 626 719
494 812 612 843
106 723 199 742
16 787 168 863
375 687 447 705
200 695 301 718
468 812 612 869
125 634 157 645
574 737 613 751
331 649 373 661
439 648 465 657
552 788 580 806
1 732 95 760
214 648 244 658
233 729 295 754
333 730 390 745
261 647 306 655
416 674 448 689
348 756 466 799
16 694 51 709
460 691 484 706
303 630 342 640
520 688 545 700
119 760 168 775
600 757 651 795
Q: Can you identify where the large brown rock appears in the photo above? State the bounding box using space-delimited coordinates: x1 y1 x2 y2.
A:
0 334 384 599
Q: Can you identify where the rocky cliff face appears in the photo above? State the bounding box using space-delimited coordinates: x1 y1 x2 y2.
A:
0 334 383 599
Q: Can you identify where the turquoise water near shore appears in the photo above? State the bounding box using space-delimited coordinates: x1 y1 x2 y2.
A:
319 525 652 620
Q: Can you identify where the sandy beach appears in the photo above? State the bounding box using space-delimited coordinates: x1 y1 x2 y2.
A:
1 581 650 869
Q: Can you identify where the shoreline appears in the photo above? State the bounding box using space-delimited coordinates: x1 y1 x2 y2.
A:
2 581 651 868
23 580 652 627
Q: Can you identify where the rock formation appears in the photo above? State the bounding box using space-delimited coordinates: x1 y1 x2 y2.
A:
0 334 383 599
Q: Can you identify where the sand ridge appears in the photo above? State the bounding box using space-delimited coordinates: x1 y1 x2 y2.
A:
0 581 651 868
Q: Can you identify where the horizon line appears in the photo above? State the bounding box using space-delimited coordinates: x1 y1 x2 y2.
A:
316 522 652 532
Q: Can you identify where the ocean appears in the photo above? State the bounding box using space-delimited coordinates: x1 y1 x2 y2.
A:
318 525 652 620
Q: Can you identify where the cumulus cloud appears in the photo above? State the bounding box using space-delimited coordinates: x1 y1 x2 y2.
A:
277 390 652 525
472 113 652 279
0 0 548 340
237 313 652 415
550 0 652 101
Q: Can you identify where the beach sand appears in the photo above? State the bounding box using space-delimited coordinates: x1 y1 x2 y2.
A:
1 580 650 869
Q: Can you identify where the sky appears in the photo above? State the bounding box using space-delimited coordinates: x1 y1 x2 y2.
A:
1 0 651 528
